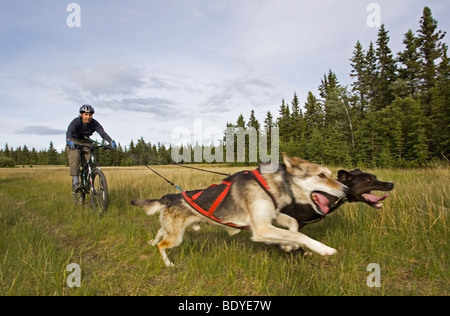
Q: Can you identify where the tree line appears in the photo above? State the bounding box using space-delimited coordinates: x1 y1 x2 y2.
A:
228 6 449 168
1 7 448 168
0 139 174 168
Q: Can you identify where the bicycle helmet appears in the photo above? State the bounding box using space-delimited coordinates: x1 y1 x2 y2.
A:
79 104 95 114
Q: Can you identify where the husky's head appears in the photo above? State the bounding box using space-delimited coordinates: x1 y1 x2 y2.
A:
283 153 348 215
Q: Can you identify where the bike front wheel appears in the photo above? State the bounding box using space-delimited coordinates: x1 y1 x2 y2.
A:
90 168 109 216
73 188 86 207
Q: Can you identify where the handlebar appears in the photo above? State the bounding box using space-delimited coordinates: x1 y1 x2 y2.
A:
74 144 112 151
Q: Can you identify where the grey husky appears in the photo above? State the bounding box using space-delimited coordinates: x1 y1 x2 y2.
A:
131 153 348 267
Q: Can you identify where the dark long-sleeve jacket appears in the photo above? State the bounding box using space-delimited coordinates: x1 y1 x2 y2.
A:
66 116 113 143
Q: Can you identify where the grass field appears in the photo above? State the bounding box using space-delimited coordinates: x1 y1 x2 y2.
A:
0 164 448 296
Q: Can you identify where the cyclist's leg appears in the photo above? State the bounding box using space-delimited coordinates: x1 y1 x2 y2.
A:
75 139 92 165
83 147 91 165
67 144 81 190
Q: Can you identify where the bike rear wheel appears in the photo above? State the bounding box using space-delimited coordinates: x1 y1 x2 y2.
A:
90 168 109 216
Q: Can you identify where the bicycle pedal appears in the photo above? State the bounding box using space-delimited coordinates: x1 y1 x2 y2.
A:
72 183 82 192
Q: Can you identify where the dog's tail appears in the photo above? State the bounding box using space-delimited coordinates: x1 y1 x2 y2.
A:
130 199 164 216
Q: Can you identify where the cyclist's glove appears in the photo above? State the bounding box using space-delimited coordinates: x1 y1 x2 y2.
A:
111 140 117 149
67 139 75 150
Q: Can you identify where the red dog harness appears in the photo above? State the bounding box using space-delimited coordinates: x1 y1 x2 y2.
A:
182 169 277 229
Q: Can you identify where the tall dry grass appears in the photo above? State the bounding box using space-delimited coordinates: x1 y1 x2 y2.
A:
0 165 448 295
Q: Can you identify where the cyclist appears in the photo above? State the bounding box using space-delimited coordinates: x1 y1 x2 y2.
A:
66 104 116 191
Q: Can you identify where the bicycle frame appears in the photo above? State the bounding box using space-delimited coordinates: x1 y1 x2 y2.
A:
73 141 110 215
78 145 102 193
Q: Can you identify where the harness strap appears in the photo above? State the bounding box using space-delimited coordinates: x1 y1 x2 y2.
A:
182 169 278 230
208 181 231 215
248 169 278 209
182 181 247 229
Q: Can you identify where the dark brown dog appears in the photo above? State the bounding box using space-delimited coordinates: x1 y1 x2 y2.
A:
281 169 394 230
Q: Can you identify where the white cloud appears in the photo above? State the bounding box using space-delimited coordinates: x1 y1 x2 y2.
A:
13 126 65 136
69 64 145 98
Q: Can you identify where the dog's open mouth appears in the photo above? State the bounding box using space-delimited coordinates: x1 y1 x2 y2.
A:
311 191 342 215
362 192 389 209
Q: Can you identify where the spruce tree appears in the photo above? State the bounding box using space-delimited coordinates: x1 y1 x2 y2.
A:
382 97 430 166
350 41 369 111
291 92 301 123
417 6 446 116
303 91 323 134
263 111 274 153
235 114 248 164
430 43 450 156
365 42 378 110
4 143 10 158
277 99 291 142
290 92 303 140
397 29 421 98
236 114 246 128
48 142 58 165
247 109 260 163
319 69 339 100
247 109 260 130
375 24 397 111
417 7 447 156
319 70 341 128
263 111 274 135
411 127 430 166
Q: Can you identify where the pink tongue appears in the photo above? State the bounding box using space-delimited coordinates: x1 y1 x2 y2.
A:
363 193 389 203
314 193 330 214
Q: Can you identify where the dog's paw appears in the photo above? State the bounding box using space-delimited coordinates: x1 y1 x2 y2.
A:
280 245 294 252
164 260 175 268
149 239 157 246
318 246 337 256
280 244 301 252
192 224 201 231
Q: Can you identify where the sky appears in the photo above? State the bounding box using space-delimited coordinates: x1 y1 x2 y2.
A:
1 0 450 152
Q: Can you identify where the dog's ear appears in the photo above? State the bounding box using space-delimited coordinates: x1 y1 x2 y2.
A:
282 153 308 174
282 153 294 172
337 170 352 183
350 169 363 175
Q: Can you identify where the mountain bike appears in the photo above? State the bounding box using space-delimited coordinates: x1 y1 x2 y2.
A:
73 142 111 216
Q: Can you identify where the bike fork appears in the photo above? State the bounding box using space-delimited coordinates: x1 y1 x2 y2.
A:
87 166 94 194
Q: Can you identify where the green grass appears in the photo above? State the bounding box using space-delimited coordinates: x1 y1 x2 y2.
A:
0 165 448 296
